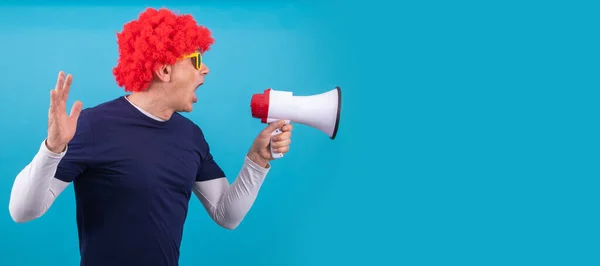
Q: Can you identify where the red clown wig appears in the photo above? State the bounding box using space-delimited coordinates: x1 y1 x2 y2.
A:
112 8 215 92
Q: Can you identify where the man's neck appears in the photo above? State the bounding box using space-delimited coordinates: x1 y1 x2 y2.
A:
126 90 174 121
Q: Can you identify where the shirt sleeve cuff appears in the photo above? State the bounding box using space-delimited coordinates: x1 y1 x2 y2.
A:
38 139 68 160
244 156 270 175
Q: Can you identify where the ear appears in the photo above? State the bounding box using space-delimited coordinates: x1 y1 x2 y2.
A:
154 64 172 82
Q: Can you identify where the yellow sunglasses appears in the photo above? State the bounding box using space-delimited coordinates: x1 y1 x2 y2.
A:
182 52 203 70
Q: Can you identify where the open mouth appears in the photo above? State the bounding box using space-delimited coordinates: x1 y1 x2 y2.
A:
193 83 203 103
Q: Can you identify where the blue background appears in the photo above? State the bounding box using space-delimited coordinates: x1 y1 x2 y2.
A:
0 0 599 265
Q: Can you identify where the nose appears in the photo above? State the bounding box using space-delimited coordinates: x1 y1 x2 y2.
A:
200 64 210 76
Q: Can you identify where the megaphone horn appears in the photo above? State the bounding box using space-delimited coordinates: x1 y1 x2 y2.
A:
250 86 342 159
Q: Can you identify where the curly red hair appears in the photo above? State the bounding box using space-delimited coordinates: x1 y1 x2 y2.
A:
112 7 214 92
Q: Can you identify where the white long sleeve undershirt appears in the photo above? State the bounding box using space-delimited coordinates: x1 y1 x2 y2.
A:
8 96 270 230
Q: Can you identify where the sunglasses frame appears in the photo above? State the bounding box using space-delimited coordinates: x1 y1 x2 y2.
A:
182 52 203 70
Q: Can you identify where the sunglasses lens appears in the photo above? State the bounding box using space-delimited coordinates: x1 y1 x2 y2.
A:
188 53 202 69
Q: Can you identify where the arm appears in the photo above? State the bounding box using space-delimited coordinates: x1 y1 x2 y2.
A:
193 156 269 230
192 120 292 230
9 104 93 223
8 140 71 223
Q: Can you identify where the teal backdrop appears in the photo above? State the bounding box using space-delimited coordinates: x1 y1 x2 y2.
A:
0 0 598 265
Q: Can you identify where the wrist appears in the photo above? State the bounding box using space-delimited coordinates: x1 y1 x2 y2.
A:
45 139 66 154
247 151 269 168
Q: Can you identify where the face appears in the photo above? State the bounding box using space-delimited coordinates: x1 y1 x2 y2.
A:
158 52 209 112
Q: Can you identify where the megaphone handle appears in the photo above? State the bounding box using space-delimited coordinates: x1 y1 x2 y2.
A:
269 120 290 159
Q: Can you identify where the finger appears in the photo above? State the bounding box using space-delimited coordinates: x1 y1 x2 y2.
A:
271 138 291 149
51 71 65 111
272 131 291 142
55 71 65 90
261 120 287 136
281 123 293 132
62 73 73 101
273 146 290 154
69 100 83 119
55 71 65 95
49 88 59 111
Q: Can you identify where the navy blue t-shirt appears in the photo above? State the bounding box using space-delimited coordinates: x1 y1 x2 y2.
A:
54 96 226 266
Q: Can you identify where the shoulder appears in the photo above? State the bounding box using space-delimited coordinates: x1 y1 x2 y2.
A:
172 112 206 138
77 97 124 119
65 97 131 139
83 96 126 114
75 96 131 125
171 114 212 152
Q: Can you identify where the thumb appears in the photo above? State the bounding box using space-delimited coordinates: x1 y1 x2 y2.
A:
261 120 287 135
69 100 83 120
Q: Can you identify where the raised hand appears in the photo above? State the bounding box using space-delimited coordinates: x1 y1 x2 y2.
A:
46 71 83 154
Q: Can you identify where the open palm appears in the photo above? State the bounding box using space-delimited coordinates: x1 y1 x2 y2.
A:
46 71 83 154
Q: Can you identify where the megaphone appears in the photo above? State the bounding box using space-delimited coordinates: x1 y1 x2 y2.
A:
250 86 342 159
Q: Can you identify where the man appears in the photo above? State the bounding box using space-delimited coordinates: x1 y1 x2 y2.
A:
8 7 292 266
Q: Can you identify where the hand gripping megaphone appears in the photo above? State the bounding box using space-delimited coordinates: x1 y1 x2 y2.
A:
250 86 342 159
